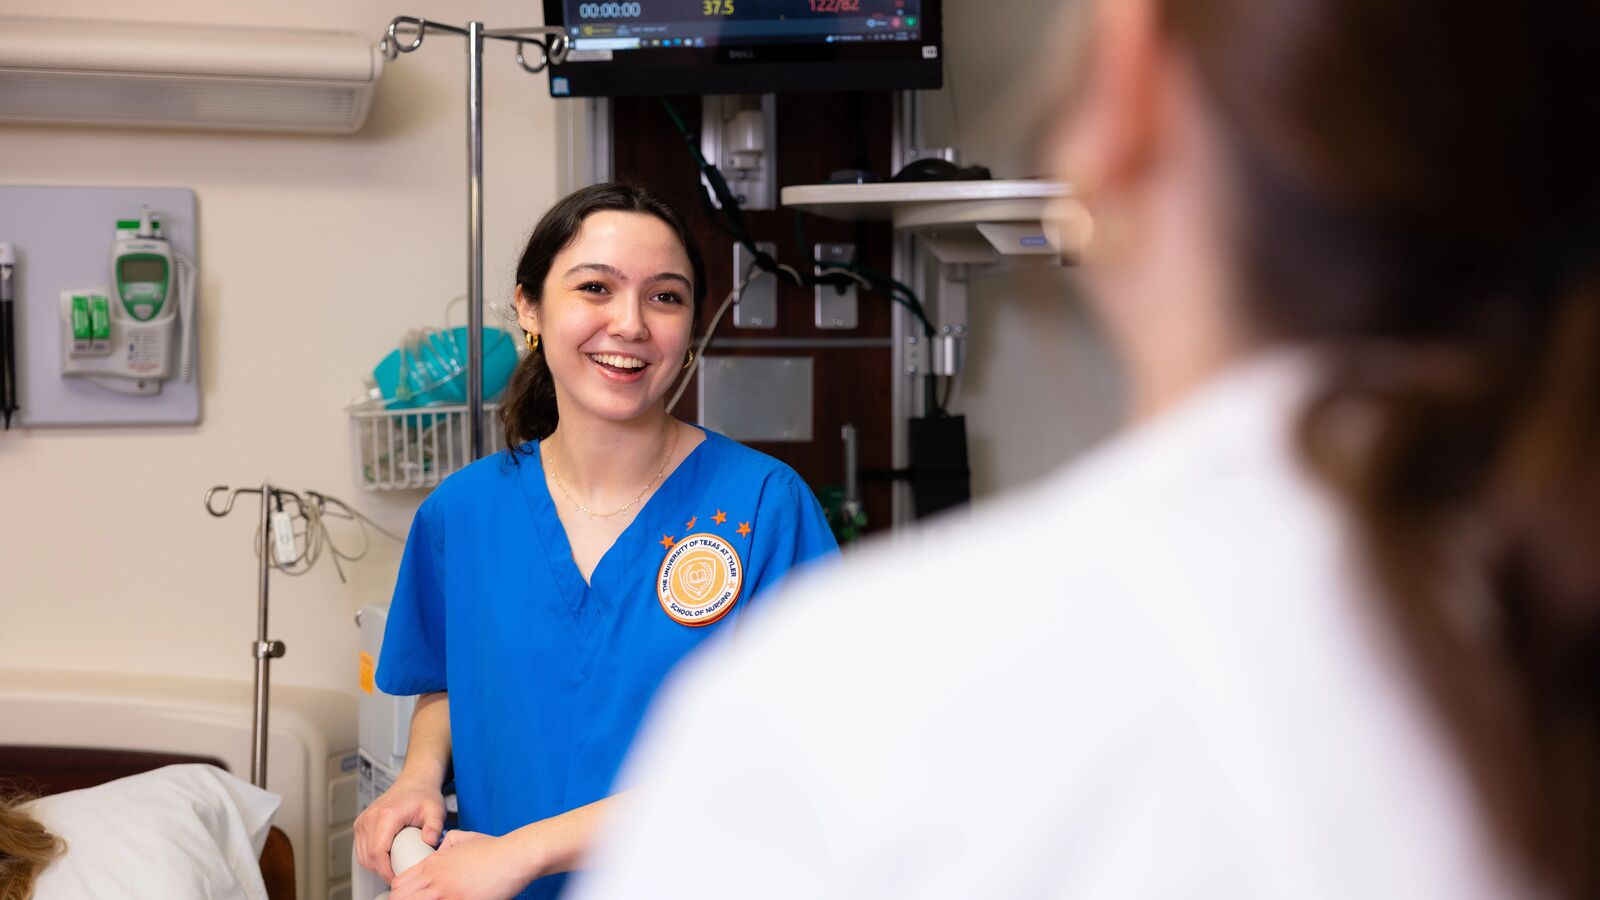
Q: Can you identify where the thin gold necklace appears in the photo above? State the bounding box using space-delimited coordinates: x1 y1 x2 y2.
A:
549 425 680 520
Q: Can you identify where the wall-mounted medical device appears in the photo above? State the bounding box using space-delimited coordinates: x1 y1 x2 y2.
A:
543 0 942 96
60 207 196 396
0 184 201 427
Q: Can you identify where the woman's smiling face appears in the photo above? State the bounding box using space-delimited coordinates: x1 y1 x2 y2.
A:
516 210 696 427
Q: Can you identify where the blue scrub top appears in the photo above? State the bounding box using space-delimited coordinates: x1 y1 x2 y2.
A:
376 427 839 898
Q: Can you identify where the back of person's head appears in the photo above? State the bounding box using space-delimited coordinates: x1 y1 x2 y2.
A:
1153 1 1599 894
0 794 64 900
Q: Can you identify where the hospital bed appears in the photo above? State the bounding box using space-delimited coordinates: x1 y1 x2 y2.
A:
0 744 295 899
0 669 357 899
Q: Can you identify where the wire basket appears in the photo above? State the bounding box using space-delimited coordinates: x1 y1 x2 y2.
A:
349 404 503 491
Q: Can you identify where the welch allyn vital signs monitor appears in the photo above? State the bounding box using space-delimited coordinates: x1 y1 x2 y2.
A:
60 207 197 395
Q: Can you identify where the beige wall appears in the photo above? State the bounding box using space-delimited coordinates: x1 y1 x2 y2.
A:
0 1 560 695
954 266 1123 498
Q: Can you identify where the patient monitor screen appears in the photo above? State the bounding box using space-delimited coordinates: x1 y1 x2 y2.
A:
546 0 941 95
562 0 927 49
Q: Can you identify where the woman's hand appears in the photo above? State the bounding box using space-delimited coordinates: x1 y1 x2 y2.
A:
377 790 621 897
352 775 447 884
388 831 539 900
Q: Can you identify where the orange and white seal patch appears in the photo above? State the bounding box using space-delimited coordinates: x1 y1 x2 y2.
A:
657 532 743 627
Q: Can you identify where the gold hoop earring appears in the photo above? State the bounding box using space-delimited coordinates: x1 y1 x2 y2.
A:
525 332 540 353
682 349 696 370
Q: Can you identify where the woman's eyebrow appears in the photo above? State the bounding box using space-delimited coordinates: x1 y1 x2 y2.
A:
648 272 693 289
563 263 691 289
564 262 627 280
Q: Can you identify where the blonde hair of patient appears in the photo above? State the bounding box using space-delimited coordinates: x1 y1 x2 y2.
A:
0 794 64 900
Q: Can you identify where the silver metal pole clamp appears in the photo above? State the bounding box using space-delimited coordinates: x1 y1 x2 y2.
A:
253 640 286 660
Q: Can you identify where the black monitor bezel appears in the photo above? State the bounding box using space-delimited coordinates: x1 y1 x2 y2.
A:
542 0 942 97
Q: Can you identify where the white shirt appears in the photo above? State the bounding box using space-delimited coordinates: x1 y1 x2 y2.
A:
575 352 1524 899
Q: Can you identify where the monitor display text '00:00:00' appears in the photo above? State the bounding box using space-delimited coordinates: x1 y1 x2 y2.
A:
578 2 644 18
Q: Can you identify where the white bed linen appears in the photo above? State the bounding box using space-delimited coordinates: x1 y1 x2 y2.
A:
23 763 282 900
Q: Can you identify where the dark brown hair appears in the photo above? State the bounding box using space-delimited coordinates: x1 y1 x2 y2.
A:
1155 1 1600 894
500 183 708 452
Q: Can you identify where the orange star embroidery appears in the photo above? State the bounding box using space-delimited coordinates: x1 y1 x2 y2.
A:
684 515 697 530
736 522 751 538
712 510 727 526
659 535 675 550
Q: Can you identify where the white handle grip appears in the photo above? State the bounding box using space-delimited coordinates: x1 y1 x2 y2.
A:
372 826 437 900
391 826 436 874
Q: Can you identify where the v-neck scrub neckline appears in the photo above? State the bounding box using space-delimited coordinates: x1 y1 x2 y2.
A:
521 430 711 606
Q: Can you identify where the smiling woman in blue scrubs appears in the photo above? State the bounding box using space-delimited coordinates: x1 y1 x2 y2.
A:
353 183 838 899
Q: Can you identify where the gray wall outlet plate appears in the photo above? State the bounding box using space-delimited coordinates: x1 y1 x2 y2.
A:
733 241 777 329
814 242 858 329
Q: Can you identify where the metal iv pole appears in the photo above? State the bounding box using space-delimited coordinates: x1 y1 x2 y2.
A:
202 482 294 788
377 17 569 459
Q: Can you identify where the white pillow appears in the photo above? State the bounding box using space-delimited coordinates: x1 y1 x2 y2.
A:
22 763 282 900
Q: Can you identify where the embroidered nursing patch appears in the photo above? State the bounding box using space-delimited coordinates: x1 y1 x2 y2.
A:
657 532 744 627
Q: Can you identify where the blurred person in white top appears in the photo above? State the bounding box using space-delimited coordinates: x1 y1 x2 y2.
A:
574 0 1600 897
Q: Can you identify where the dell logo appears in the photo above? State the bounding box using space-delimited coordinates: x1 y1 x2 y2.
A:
728 49 757 60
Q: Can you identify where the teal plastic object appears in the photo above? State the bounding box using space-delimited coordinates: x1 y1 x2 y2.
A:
373 326 518 409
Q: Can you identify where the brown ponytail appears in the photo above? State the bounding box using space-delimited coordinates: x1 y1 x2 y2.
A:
1297 276 1600 894
499 183 707 453
1156 0 1600 893
500 334 560 450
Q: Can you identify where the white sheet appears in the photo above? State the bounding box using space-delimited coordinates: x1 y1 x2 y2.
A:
23 764 282 900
